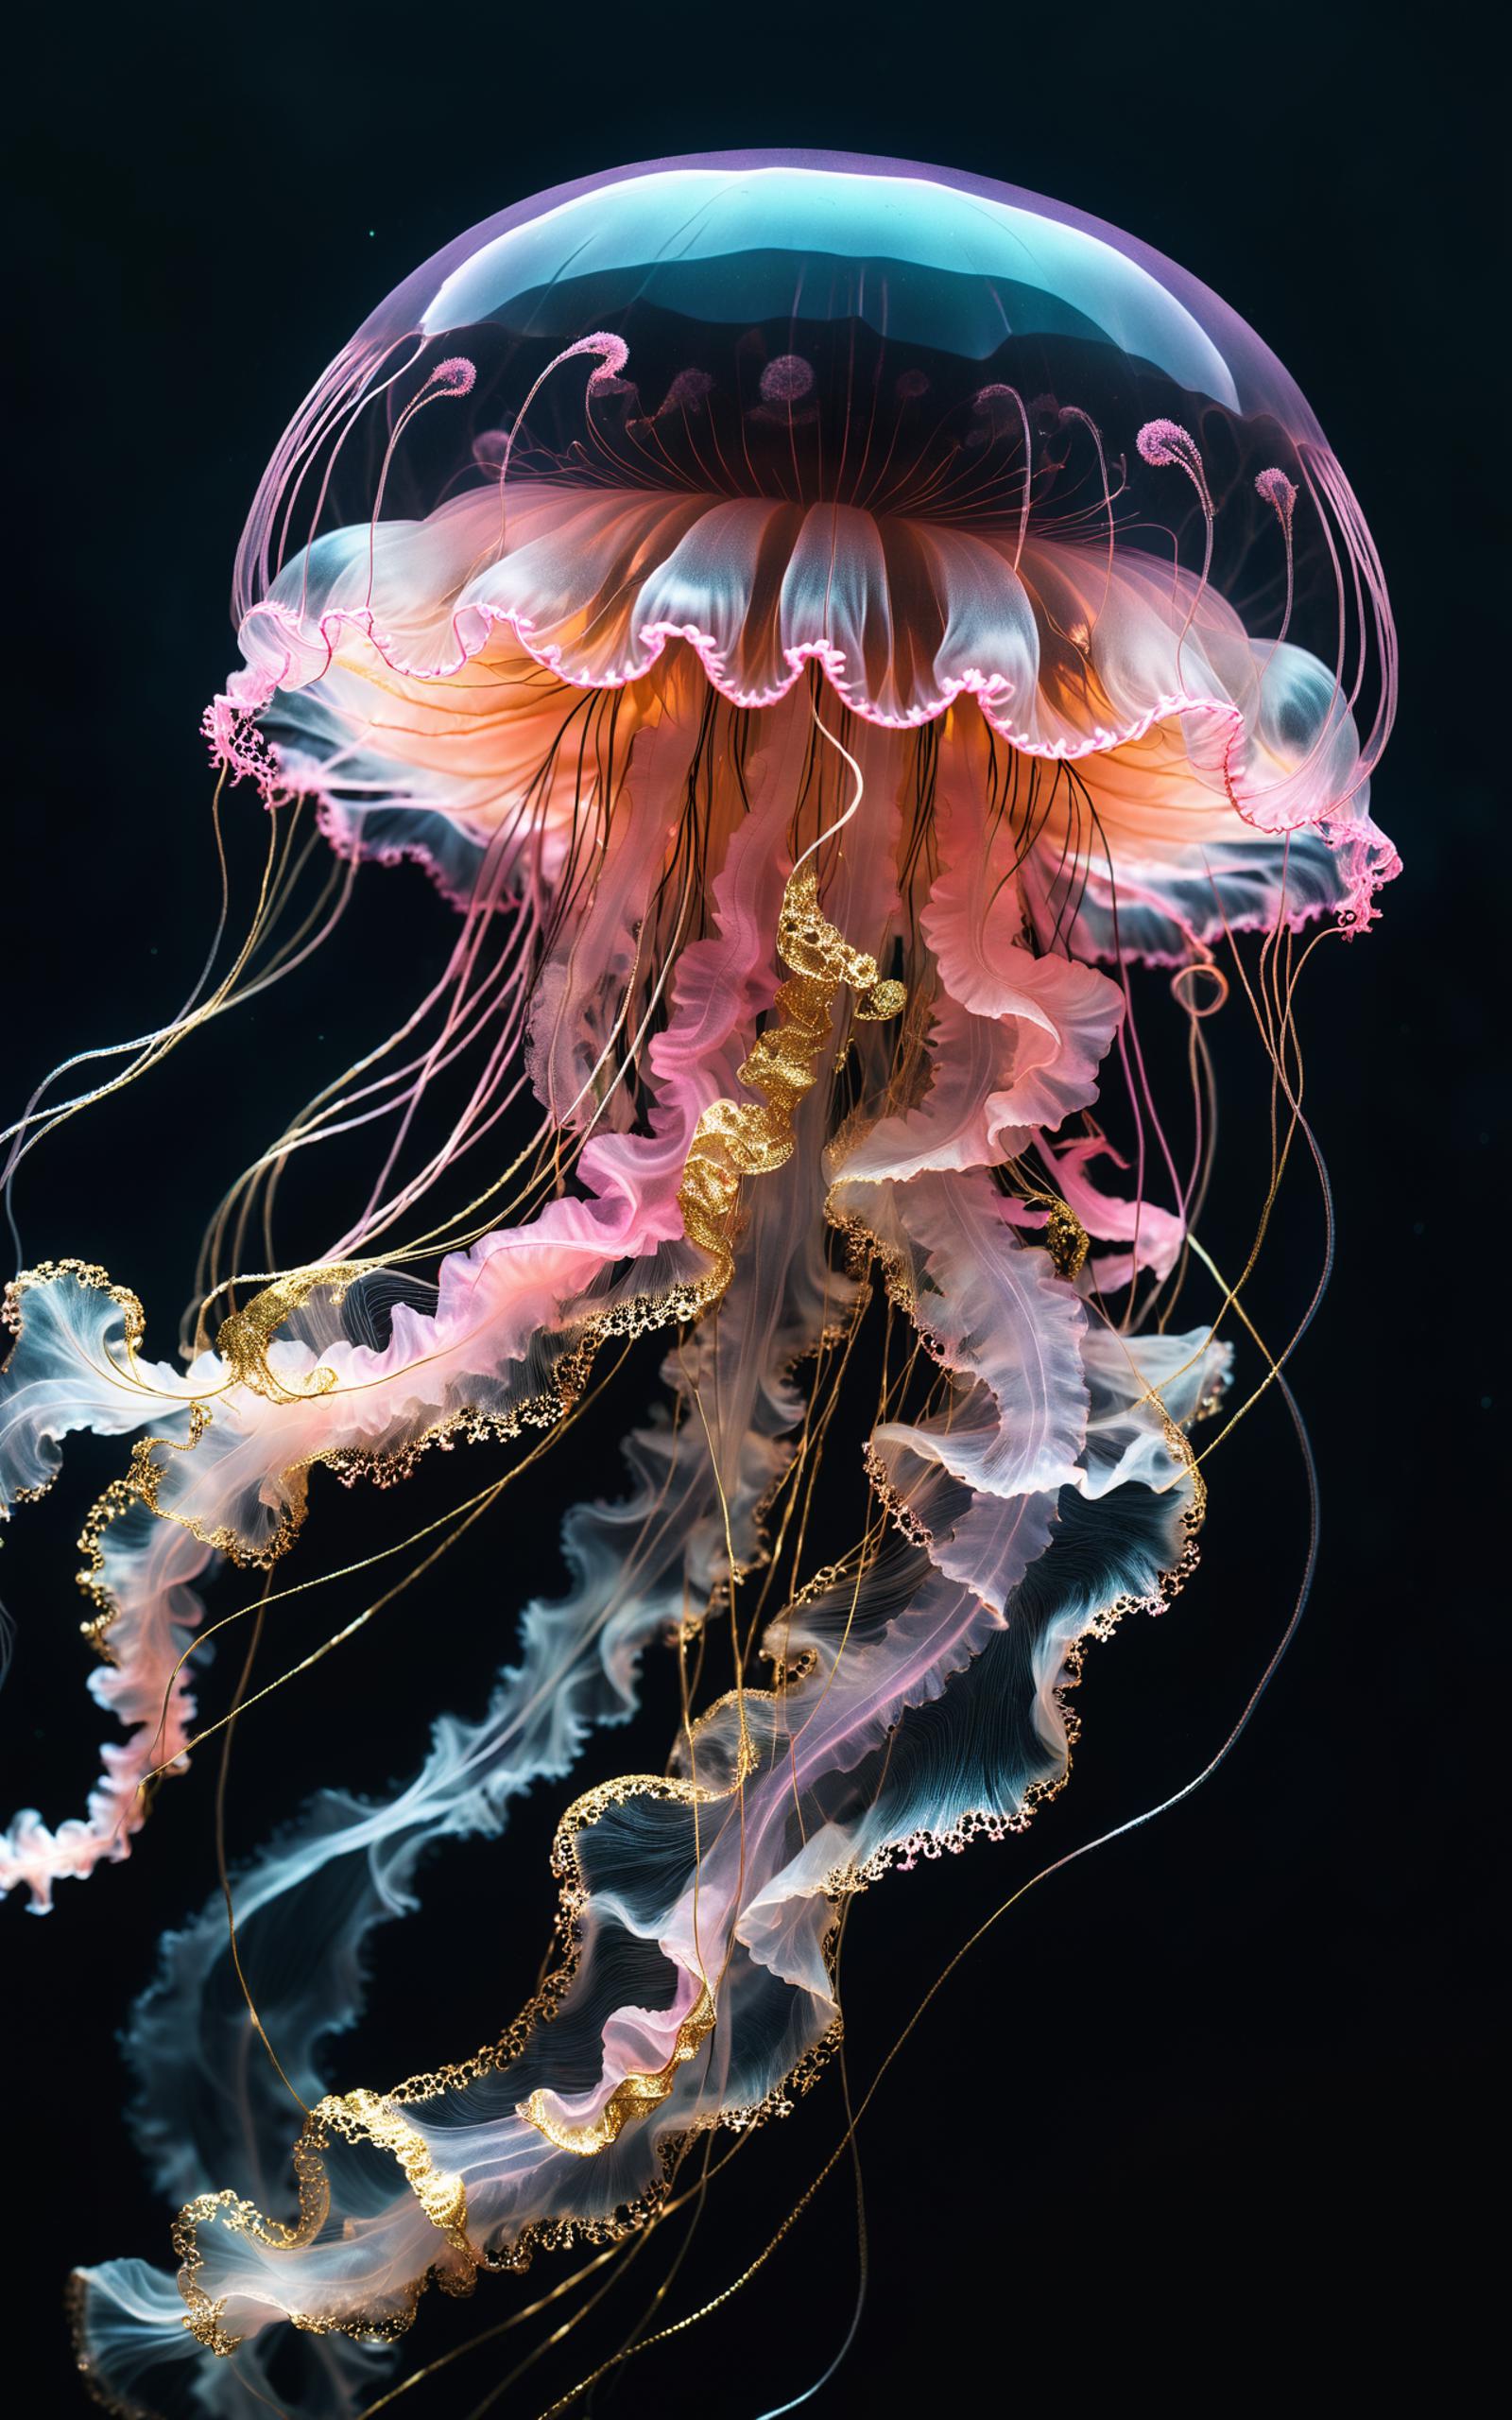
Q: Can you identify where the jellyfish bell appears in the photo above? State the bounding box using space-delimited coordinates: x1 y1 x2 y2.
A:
1 153 1398 2416
222 147 1398 954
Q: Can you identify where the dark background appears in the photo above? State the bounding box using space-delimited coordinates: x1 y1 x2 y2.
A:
5 6 1500 2414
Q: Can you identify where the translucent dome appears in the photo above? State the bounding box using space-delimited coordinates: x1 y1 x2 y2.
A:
238 151 1338 599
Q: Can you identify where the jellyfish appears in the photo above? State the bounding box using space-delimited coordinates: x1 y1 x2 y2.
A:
0 152 1396 2415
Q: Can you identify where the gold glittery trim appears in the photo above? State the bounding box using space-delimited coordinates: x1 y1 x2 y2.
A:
823 1203 916 1319
520 1983 716 2156
857 1443 935 1548
2 1257 146 1351
214 1263 362 1402
1016 1189 1091 1280
329 2090 472 2260
76 1406 216 1659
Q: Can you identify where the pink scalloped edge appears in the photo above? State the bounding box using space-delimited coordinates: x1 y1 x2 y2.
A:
310 793 485 912
205 595 1400 937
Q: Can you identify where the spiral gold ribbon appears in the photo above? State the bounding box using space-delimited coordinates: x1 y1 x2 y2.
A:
678 866 905 1303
